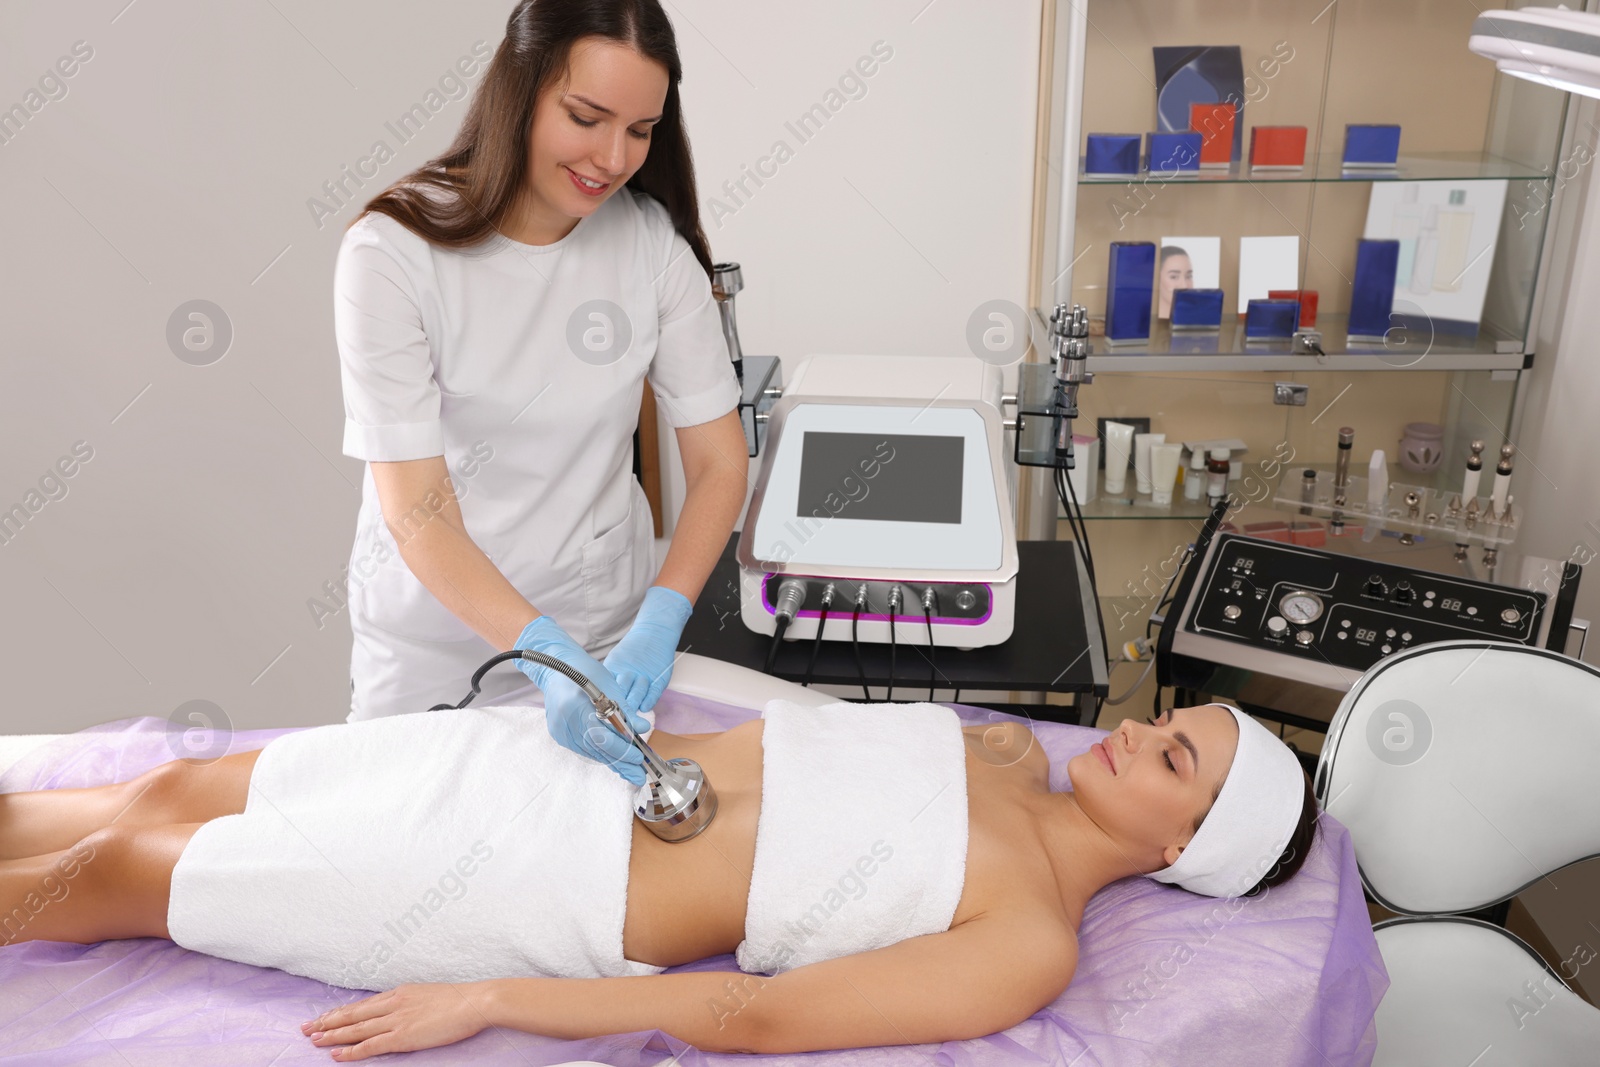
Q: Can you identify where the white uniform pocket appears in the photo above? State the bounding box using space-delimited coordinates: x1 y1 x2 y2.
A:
580 480 656 652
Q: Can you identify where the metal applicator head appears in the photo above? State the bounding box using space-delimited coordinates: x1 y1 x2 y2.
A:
432 650 719 842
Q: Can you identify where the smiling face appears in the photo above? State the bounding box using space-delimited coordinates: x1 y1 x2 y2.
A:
513 36 669 244
1068 704 1239 869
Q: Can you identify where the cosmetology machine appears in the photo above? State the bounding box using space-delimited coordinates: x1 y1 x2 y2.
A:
733 302 1104 665
736 354 1020 650
1156 426 1588 737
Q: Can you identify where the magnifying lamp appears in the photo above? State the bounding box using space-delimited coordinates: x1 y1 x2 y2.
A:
1470 6 1600 99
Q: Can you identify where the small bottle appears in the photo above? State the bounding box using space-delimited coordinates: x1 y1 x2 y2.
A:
1206 448 1231 504
1184 447 1205 500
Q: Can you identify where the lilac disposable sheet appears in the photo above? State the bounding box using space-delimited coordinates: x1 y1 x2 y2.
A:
0 694 1386 1065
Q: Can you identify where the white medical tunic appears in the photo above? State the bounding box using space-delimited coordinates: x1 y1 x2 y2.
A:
334 186 740 720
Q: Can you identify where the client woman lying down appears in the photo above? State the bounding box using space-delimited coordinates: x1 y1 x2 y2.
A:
0 698 1318 1059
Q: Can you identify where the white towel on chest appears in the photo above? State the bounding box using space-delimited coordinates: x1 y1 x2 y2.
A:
735 699 969 976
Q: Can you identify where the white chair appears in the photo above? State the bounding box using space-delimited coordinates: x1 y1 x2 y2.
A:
1316 639 1600 1066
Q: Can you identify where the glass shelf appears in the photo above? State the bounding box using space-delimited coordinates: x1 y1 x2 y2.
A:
1077 150 1557 186
1028 309 1528 372
1067 490 1221 521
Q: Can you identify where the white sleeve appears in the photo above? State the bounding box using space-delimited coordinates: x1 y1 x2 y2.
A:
642 198 742 429
333 219 445 461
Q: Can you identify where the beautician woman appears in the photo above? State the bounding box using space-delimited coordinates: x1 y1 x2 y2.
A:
331 0 747 785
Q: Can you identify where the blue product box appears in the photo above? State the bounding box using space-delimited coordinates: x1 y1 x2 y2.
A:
1343 124 1401 168
1244 298 1300 340
1348 239 1401 341
1170 287 1225 329
1105 241 1156 343
1145 130 1202 175
1085 133 1142 176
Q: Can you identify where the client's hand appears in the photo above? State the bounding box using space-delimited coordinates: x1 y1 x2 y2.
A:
514 615 649 786
602 585 694 715
302 982 491 1059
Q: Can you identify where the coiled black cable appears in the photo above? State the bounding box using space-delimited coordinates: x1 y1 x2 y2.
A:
431 649 606 712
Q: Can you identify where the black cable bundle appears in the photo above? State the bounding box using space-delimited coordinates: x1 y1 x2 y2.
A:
923 598 937 703
1056 463 1108 722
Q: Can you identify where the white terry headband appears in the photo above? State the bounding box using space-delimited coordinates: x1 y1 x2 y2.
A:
1146 702 1305 898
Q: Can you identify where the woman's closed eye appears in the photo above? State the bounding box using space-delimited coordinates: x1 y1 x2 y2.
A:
1144 714 1177 773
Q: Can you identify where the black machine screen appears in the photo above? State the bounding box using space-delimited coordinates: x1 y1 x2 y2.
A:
796 431 963 524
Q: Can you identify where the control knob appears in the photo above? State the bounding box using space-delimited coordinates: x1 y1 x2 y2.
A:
1364 574 1387 597
1393 580 1415 605
1266 616 1289 636
1295 630 1315 646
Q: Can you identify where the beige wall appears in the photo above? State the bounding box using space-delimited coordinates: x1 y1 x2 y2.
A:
0 1 1042 733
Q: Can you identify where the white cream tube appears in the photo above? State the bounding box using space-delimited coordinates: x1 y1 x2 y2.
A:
1149 442 1183 505
1134 432 1165 494
1104 422 1135 495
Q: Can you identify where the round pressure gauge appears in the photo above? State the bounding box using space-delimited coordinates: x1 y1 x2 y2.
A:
1278 591 1325 625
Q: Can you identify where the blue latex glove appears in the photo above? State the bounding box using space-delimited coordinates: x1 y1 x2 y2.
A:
602 585 694 716
514 615 649 786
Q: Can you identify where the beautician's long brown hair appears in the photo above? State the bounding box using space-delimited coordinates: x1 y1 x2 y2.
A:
350 0 714 280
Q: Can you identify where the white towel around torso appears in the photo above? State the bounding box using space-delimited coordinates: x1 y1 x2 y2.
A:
735 700 969 975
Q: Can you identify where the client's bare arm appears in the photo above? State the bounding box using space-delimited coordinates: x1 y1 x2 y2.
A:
741 907 1077 1052
303 908 1074 1057
488 905 1076 1053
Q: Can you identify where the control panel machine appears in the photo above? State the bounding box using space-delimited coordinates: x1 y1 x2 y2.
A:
737 356 1018 649
1160 521 1581 703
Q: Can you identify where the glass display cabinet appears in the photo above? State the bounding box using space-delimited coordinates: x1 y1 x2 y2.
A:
1029 0 1580 536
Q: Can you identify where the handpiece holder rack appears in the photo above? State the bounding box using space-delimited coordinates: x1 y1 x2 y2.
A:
1011 303 1096 470
1271 473 1521 550
431 650 718 843
712 261 784 458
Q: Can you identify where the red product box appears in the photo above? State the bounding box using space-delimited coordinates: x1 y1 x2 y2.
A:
1243 521 1292 543
1190 102 1236 167
1249 125 1308 169
1267 288 1319 328
1289 521 1327 547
